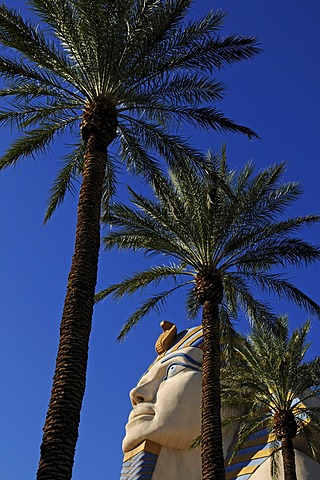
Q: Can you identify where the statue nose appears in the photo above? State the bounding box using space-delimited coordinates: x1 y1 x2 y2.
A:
130 383 154 406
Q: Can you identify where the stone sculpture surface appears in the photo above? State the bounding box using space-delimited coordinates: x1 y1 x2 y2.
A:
120 322 320 480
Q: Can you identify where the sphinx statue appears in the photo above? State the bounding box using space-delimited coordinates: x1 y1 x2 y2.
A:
120 322 320 480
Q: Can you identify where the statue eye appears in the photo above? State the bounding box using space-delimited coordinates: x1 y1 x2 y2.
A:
163 363 186 380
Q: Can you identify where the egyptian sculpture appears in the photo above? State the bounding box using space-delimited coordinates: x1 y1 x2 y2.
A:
120 322 320 480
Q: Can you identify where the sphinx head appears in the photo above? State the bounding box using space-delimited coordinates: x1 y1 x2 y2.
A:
122 322 203 452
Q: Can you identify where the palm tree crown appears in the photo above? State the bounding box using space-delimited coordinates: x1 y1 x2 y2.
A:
99 151 320 335
222 316 320 480
97 150 320 479
0 0 259 219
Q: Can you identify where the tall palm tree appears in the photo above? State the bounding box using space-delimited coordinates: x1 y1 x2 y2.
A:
97 151 320 479
222 316 320 480
0 1 260 478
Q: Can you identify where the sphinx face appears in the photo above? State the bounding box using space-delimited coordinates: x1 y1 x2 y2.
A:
122 346 203 452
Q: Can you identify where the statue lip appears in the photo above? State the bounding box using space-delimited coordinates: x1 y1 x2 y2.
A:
129 405 155 420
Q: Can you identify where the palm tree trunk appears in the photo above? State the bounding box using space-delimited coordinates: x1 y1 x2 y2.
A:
281 437 298 480
274 410 298 480
36 102 117 480
198 272 225 480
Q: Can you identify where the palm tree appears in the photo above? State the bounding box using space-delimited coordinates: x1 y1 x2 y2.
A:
97 151 320 479
222 316 320 480
0 1 261 478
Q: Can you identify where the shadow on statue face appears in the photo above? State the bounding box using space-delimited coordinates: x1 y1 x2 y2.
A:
122 346 203 453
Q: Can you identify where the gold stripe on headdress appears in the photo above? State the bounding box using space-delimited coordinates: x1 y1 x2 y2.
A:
167 325 203 352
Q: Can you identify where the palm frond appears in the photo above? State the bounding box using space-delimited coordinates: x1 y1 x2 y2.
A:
0 118 76 169
44 142 84 222
0 101 80 131
95 262 188 302
117 281 189 340
222 273 276 326
0 55 79 99
0 4 83 91
143 105 258 138
185 287 200 320
100 152 119 224
248 273 320 317
118 114 206 174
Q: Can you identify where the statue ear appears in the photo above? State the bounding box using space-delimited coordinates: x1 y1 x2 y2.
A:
155 321 177 355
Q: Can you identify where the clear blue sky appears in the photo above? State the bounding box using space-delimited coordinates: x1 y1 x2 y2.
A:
0 1 319 479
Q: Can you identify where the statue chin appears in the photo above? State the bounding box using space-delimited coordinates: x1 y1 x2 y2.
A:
123 419 200 454
122 423 154 453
